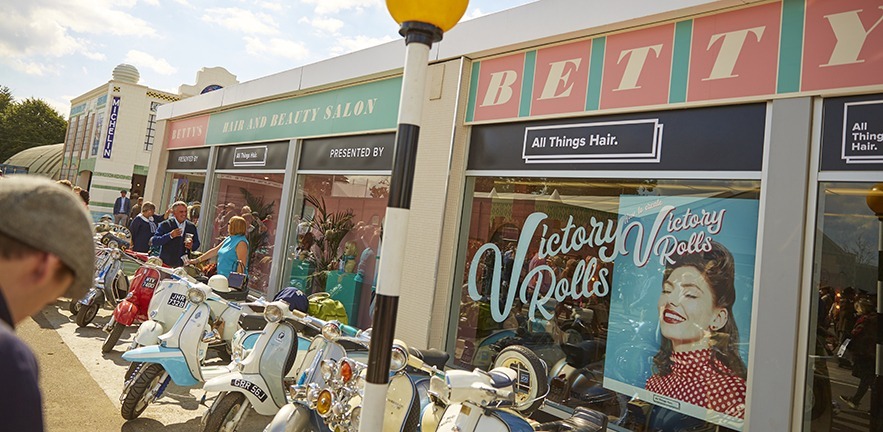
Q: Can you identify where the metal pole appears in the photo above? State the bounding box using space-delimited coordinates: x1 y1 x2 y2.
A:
359 22 441 432
872 214 882 431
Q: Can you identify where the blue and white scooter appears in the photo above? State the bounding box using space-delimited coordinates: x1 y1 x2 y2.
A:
199 301 316 432
119 278 256 420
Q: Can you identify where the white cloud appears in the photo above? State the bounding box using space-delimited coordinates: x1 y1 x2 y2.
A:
255 1 284 12
44 97 73 119
124 50 178 75
299 16 345 34
330 34 395 56
0 0 156 74
141 0 160 5
300 0 382 15
462 8 487 21
244 36 310 61
202 7 280 35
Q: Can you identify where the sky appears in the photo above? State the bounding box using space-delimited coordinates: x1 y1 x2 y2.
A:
0 0 534 118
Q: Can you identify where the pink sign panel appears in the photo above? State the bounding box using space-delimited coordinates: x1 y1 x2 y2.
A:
531 40 591 116
167 115 209 149
472 53 526 122
688 2 781 101
803 0 883 91
601 24 674 109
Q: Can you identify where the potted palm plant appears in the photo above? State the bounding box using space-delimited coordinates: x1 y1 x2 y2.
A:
301 194 355 292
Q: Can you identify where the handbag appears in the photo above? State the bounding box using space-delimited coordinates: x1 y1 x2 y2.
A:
227 260 248 291
836 338 851 358
308 292 349 325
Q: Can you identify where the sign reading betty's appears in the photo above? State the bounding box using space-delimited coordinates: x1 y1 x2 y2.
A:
821 93 883 171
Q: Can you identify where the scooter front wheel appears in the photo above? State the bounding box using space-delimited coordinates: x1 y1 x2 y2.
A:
102 321 125 353
68 299 80 316
121 363 165 420
75 302 99 328
203 392 249 432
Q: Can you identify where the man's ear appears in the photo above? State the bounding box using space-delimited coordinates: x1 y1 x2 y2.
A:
710 307 729 331
23 252 60 287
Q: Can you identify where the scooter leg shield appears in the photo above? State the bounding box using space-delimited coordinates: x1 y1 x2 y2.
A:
263 403 311 432
114 301 139 326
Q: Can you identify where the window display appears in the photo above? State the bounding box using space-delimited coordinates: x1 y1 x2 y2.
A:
164 172 204 212
455 177 760 431
284 174 387 329
801 182 881 432
209 173 284 294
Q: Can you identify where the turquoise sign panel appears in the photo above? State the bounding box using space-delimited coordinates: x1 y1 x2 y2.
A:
206 77 402 145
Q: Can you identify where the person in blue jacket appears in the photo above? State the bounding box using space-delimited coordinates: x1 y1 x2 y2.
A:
128 202 157 253
151 201 200 267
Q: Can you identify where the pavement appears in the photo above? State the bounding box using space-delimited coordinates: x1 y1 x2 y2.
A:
18 297 274 432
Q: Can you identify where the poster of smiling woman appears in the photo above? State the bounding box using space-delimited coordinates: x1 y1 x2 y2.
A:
603 195 759 430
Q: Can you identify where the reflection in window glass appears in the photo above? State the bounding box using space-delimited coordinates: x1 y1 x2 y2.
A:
207 173 284 294
164 172 204 211
283 174 388 329
456 177 760 431
802 182 880 432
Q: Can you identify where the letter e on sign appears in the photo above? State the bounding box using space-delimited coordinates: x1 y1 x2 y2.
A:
531 40 591 116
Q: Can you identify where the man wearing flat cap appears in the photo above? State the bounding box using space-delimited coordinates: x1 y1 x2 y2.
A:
0 176 95 431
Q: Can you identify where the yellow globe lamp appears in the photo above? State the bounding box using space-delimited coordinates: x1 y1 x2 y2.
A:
867 183 883 217
386 0 469 33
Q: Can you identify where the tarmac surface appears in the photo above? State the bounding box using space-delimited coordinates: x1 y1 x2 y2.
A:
18 297 274 432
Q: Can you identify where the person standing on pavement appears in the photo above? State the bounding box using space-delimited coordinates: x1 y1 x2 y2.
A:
839 298 878 410
128 202 158 253
113 190 131 227
129 197 143 221
0 176 95 432
151 201 200 267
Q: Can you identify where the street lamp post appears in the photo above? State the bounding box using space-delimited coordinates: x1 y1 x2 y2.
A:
359 2 468 431
867 183 883 432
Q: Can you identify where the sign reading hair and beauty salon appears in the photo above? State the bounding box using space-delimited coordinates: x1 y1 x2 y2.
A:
216 141 288 170
102 96 121 159
466 0 883 122
167 147 210 170
470 104 765 171
205 78 401 145
299 133 395 171
821 93 883 170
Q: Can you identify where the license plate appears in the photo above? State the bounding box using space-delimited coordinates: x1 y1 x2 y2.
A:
168 293 187 308
231 379 268 402
142 277 158 289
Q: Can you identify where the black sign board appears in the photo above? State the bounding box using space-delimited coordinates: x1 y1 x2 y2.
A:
216 141 288 170
299 133 395 171
167 147 210 171
468 104 766 171
821 93 883 171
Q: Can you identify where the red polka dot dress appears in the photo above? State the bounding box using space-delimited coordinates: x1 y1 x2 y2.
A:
644 348 746 418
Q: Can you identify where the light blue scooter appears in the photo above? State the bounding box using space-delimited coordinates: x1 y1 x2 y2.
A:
119 281 257 420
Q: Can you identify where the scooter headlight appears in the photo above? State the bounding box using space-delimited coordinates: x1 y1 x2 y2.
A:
321 322 341 341
390 345 408 372
320 359 337 382
350 406 361 428
187 287 206 304
316 389 334 417
338 358 355 383
264 304 284 323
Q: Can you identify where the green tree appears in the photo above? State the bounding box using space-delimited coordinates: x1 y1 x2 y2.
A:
0 94 67 163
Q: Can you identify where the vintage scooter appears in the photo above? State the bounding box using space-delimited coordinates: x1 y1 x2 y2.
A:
71 246 128 326
101 259 180 353
119 278 257 420
422 363 607 432
199 301 318 432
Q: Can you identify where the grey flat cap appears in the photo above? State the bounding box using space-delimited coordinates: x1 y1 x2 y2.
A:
0 176 95 296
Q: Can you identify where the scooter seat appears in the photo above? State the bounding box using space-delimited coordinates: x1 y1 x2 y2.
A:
562 340 605 369
408 347 449 370
487 369 514 389
213 288 248 302
238 312 267 331
534 407 607 432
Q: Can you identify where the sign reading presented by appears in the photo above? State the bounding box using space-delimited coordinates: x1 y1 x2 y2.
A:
523 119 663 164
841 100 883 164
166 147 211 170
299 133 395 171
233 145 268 167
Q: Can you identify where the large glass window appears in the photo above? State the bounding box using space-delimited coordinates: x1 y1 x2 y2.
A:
208 173 284 294
454 177 761 431
283 174 388 329
163 172 205 212
802 182 881 431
